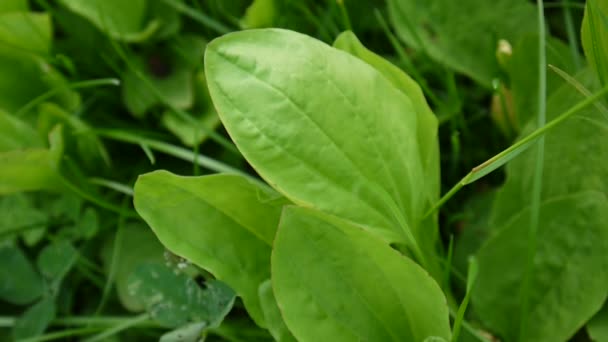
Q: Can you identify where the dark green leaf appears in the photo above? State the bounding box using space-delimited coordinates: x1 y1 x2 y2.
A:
36 239 78 282
128 263 235 328
473 192 608 342
387 0 536 86
101 223 164 312
588 302 608 342
0 244 43 305
12 297 56 340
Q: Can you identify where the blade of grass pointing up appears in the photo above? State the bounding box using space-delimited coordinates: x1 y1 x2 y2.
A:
422 77 608 220
549 64 608 120
518 1 547 339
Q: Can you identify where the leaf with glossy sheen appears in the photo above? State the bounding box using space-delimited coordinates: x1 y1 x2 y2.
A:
332 31 441 272
128 263 235 328
0 244 43 305
258 280 296 342
473 192 608 342
387 0 536 87
588 302 608 342
134 171 289 326
332 31 439 209
272 206 451 342
582 0 608 87
205 28 428 249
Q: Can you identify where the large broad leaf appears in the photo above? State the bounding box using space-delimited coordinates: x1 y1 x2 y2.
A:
0 244 43 305
128 263 235 328
473 192 608 342
386 0 536 87
272 206 451 342
332 31 441 272
475 69 608 341
582 0 608 87
134 171 289 326
205 28 430 260
58 0 156 42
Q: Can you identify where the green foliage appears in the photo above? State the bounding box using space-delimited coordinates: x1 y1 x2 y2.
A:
127 263 235 328
473 192 608 342
588 303 608 342
0 244 43 305
205 28 438 270
1 1 607 341
134 172 289 326
272 206 451 342
582 0 608 87
387 0 536 87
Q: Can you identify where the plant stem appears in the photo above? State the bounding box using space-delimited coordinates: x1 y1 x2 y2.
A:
15 78 120 117
423 82 608 219
562 0 582 69
519 1 547 340
83 314 151 342
158 0 232 34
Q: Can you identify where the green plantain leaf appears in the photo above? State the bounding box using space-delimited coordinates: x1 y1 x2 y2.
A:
332 31 441 272
475 70 608 342
473 192 608 342
134 171 289 326
491 70 608 226
205 29 433 265
581 0 608 87
272 206 451 342
386 0 536 87
258 280 296 342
